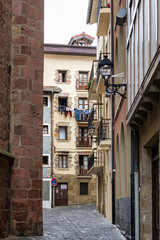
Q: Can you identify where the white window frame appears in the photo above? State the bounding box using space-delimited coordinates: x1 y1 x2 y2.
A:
43 95 50 108
43 154 51 166
43 123 50 136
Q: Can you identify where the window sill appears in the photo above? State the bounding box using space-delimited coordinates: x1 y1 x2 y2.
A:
57 168 69 171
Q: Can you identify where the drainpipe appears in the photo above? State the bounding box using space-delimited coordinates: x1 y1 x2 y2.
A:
51 91 54 208
131 130 139 239
111 0 115 224
131 130 135 239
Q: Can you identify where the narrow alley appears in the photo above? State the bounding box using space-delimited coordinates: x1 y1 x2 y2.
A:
7 204 125 240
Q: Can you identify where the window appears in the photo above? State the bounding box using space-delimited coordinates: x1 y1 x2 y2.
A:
43 97 48 107
58 97 67 107
80 183 88 195
43 125 48 134
58 155 68 168
79 156 88 169
59 126 67 140
77 72 88 90
78 98 88 110
79 156 88 175
43 156 48 165
58 71 66 82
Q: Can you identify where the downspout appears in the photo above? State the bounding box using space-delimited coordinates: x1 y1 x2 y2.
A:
131 130 135 239
51 91 54 208
111 0 115 224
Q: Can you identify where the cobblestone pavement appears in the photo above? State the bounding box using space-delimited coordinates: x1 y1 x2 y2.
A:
6 204 126 240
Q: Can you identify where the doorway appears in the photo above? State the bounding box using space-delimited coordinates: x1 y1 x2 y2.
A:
55 183 68 206
152 144 159 240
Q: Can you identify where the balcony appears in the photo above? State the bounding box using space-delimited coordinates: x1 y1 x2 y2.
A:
75 109 89 122
76 79 88 90
97 119 111 150
79 166 88 176
96 53 107 95
76 136 91 148
88 103 103 128
88 149 103 175
88 60 98 101
97 0 110 36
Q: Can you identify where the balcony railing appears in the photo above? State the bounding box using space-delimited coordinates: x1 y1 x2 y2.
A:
88 103 103 128
76 79 88 90
76 136 91 147
79 166 88 176
75 109 89 122
88 149 103 172
88 60 98 91
97 119 111 145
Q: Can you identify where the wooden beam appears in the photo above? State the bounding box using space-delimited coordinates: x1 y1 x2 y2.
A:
153 79 160 90
137 110 147 120
130 123 139 131
133 117 144 125
141 102 153 111
144 92 159 102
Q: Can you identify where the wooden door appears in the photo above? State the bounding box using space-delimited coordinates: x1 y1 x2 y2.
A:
83 128 88 146
152 144 159 240
79 128 88 146
55 183 68 206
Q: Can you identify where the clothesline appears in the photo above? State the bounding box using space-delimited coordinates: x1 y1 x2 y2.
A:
58 105 89 120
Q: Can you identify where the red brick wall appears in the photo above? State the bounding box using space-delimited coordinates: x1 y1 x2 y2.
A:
0 0 12 152
10 0 44 236
0 0 12 238
0 156 11 238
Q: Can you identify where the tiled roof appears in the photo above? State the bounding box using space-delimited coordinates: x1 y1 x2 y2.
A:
72 32 94 40
68 32 94 45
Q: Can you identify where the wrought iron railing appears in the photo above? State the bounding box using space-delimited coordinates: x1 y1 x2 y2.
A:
88 103 103 128
76 136 91 147
88 149 103 171
97 119 111 145
88 60 98 91
79 166 88 176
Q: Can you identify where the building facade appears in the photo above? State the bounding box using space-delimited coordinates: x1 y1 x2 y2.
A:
126 0 160 239
0 0 44 238
86 0 113 222
87 0 160 239
43 33 97 208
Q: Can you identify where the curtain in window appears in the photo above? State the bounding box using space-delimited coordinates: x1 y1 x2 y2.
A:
59 127 66 139
63 156 67 168
84 156 88 169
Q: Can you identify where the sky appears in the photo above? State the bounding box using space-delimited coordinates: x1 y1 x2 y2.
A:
44 0 97 45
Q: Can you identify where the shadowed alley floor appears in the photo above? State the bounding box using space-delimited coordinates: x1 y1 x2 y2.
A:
6 204 126 240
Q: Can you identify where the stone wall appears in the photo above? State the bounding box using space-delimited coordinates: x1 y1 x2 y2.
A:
0 0 12 152
115 197 131 237
54 174 97 205
139 102 160 240
10 0 44 236
0 0 12 238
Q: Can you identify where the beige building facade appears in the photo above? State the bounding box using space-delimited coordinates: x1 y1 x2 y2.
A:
43 33 97 208
86 0 113 222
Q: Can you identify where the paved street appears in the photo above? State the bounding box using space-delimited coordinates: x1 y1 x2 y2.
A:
6 204 125 240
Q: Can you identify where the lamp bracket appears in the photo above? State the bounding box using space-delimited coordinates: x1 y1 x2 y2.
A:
106 83 127 98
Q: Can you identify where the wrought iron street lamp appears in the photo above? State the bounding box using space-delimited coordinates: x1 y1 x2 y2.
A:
88 124 97 142
98 55 127 98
